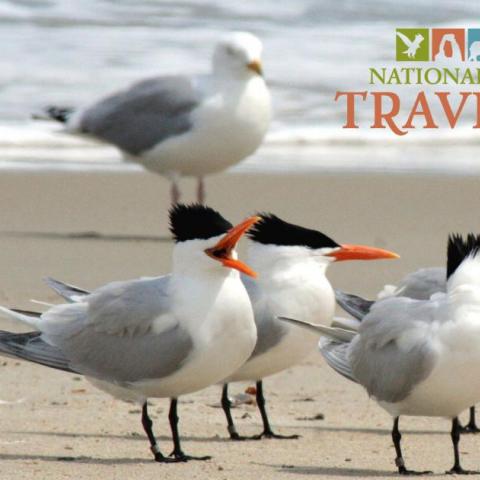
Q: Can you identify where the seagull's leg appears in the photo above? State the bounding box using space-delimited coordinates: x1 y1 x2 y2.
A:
221 383 246 441
141 401 176 463
170 180 181 205
459 406 480 434
252 380 299 440
447 417 479 474
168 398 211 462
197 177 205 204
392 417 431 475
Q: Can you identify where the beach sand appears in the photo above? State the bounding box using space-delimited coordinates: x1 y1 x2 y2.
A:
0 170 479 479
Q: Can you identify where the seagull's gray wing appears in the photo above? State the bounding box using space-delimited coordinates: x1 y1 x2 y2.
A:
76 75 200 155
42 275 194 383
241 275 288 359
349 296 441 403
395 267 446 300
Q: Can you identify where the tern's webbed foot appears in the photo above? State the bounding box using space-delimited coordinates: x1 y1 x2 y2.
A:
229 431 249 441
252 430 300 440
446 466 480 475
169 450 211 462
398 466 433 475
459 424 480 434
153 453 185 463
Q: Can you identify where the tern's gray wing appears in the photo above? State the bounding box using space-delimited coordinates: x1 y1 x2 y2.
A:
44 277 90 303
349 296 441 403
395 267 446 300
0 329 75 373
335 290 374 320
241 275 287 359
76 75 200 155
42 275 194 383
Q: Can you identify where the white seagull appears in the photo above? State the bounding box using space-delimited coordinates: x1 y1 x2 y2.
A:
42 214 399 441
281 233 480 475
40 32 271 205
0 204 259 462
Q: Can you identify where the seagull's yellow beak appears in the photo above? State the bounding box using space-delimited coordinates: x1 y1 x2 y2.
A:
247 60 263 76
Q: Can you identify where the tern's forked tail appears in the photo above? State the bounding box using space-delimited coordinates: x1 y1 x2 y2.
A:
0 330 75 374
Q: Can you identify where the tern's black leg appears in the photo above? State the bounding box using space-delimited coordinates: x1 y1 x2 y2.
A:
221 383 247 440
168 398 211 462
141 401 176 463
459 406 480 434
392 417 432 475
447 417 479 474
252 380 299 440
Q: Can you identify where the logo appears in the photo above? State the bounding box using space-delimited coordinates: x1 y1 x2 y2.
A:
468 28 480 61
335 27 480 136
396 28 429 61
432 28 465 61
396 28 480 62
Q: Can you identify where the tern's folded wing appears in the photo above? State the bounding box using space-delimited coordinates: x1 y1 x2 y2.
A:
350 296 441 403
41 275 194 383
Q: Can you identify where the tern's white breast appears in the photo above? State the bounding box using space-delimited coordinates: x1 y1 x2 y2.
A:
128 272 257 398
380 309 480 418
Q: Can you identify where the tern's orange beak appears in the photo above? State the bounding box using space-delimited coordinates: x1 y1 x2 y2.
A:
247 60 263 76
327 244 400 262
205 216 261 277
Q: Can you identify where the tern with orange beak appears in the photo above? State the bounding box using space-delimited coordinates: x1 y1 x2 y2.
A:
0 204 259 463
219 214 399 440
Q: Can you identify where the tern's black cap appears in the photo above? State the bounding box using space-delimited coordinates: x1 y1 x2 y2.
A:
169 203 232 243
447 233 480 279
247 213 340 250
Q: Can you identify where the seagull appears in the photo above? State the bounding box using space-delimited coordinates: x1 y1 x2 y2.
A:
281 233 480 475
39 32 271 205
42 215 399 441
0 204 259 463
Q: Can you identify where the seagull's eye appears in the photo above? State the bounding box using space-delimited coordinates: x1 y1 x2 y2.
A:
225 46 236 56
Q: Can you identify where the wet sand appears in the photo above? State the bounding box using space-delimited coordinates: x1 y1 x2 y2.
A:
0 170 479 479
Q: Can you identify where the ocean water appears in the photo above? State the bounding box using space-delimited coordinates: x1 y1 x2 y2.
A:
1 0 479 174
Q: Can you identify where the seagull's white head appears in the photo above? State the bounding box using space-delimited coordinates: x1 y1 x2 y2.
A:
212 31 264 78
170 203 260 278
247 213 399 275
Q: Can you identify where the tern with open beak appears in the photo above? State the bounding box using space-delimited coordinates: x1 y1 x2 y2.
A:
41 214 399 441
0 204 259 463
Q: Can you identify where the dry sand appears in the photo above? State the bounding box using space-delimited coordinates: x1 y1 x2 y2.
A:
0 170 479 479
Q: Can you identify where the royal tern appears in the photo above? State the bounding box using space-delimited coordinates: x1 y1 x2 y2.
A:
219 214 399 440
282 233 480 474
40 32 271 204
0 204 259 462
337 237 480 434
